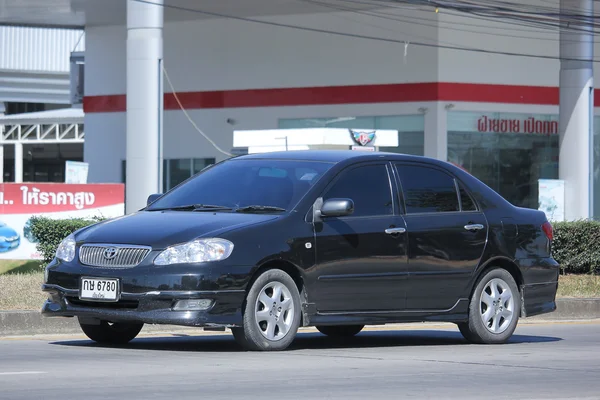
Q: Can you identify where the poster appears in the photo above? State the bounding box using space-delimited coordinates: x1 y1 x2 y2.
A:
538 179 565 222
0 183 125 260
65 161 89 184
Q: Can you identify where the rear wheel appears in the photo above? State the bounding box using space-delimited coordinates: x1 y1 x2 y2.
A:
232 269 301 351
78 319 144 345
458 268 520 344
316 325 364 337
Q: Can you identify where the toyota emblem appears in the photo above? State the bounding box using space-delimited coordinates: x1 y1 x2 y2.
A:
103 247 118 260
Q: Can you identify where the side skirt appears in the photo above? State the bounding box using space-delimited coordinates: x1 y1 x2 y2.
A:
302 299 470 327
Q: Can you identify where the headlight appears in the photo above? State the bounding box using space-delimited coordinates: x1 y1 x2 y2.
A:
55 233 76 263
154 238 234 265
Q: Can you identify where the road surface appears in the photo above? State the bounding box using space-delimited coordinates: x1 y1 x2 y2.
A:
1 321 599 400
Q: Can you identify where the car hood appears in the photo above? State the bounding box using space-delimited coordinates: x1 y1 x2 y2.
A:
0 225 18 237
75 210 280 248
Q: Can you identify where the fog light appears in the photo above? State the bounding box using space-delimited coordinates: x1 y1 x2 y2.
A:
173 299 213 311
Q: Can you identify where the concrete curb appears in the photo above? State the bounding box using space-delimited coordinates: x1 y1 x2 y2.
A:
2 298 600 338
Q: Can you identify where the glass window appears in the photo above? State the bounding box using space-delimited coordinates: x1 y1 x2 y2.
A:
193 158 215 175
122 157 217 192
459 184 477 211
323 164 393 217
168 159 192 189
448 111 559 209
278 114 424 156
147 159 334 211
396 164 460 214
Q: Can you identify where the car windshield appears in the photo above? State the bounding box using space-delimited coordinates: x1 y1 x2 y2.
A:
146 158 334 212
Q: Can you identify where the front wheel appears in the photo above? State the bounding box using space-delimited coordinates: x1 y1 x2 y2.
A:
232 269 302 351
78 319 144 345
458 268 520 344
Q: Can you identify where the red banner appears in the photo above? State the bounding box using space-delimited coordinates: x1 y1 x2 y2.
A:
0 183 124 215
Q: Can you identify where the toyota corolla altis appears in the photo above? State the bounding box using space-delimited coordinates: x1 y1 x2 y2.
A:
42 151 559 351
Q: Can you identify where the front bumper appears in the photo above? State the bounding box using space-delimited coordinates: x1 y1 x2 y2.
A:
42 284 246 327
41 258 253 328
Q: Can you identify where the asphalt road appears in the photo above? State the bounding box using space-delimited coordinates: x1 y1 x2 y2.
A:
1 321 599 400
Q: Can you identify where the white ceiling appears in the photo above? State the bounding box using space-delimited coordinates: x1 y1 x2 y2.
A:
0 0 393 28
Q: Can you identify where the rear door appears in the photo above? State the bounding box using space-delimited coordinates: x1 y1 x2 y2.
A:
393 162 488 311
311 161 409 313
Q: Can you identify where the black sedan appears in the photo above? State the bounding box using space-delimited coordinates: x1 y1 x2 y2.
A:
42 150 559 351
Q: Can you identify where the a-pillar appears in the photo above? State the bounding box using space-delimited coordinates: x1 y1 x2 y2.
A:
125 0 164 213
14 143 23 183
559 0 594 221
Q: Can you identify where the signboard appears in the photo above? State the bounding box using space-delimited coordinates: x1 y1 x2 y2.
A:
351 145 375 151
538 179 565 222
234 127 399 149
65 160 89 184
448 111 559 135
0 183 125 260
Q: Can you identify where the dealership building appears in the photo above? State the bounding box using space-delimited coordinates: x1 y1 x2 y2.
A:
0 0 599 220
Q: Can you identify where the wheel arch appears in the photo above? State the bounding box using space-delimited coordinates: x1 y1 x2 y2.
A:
470 256 525 316
243 259 308 327
248 259 305 295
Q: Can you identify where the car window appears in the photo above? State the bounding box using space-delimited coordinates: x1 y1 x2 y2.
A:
323 164 393 217
459 183 478 211
146 159 334 211
395 164 460 214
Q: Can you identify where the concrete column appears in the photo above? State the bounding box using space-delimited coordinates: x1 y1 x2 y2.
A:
559 0 594 221
14 142 22 183
126 0 164 213
423 102 447 161
0 144 4 183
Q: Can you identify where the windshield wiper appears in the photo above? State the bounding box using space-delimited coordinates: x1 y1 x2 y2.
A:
235 205 286 213
149 204 233 212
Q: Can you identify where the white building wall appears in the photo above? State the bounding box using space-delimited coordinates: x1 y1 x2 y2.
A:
0 26 85 72
83 6 591 183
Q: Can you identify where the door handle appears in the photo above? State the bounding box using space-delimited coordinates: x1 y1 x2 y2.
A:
464 224 484 231
385 227 406 235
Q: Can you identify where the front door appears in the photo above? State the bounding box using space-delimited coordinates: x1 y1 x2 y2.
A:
393 162 488 311
311 162 408 313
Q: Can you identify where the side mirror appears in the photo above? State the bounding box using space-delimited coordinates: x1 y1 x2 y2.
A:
146 193 162 206
320 198 354 218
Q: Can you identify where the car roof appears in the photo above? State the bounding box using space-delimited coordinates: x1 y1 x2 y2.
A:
232 150 443 165
233 150 514 211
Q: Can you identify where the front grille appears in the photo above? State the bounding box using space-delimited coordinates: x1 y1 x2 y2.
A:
79 244 151 268
66 296 139 309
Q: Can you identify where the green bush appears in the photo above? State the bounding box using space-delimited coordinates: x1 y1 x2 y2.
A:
29 216 105 266
552 220 600 274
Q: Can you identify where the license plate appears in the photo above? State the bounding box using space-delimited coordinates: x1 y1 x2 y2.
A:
79 277 120 302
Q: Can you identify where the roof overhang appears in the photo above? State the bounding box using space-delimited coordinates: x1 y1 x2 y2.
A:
0 107 84 125
0 0 398 28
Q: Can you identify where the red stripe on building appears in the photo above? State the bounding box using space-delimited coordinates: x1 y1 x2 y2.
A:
82 82 584 113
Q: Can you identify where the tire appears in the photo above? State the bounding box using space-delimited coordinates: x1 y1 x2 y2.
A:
458 268 521 344
78 318 144 345
231 269 302 351
316 325 364 337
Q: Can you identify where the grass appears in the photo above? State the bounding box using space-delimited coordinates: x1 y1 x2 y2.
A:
0 260 600 310
0 259 42 275
557 274 600 299
0 272 45 311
